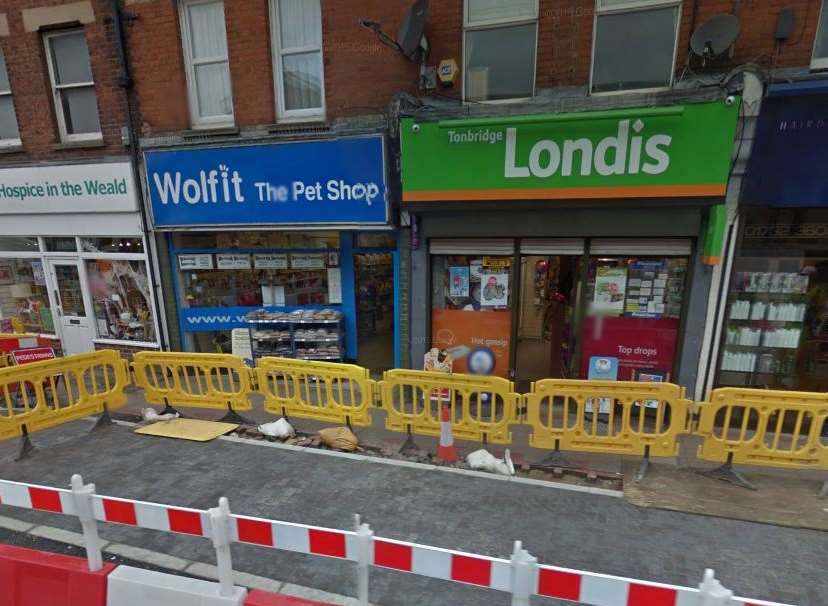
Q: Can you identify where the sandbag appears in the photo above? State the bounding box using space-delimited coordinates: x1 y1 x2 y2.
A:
318 426 359 451
466 448 514 476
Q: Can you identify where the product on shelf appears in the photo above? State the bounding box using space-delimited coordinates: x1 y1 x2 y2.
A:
245 308 345 361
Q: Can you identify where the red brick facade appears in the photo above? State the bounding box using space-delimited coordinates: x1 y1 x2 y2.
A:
0 0 126 162
0 0 824 148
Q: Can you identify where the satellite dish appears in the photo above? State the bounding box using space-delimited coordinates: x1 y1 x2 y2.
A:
690 14 741 61
396 0 428 60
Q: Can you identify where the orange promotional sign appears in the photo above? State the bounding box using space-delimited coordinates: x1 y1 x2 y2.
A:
431 309 511 378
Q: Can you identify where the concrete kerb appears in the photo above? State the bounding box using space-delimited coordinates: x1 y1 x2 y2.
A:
89 417 624 498
0 513 365 605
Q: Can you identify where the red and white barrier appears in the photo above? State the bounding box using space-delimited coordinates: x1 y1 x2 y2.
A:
0 476 797 606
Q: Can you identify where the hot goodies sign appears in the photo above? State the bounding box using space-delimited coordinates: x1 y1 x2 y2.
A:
145 135 387 227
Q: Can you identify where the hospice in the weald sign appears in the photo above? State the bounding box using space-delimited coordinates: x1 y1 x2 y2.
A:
145 136 388 227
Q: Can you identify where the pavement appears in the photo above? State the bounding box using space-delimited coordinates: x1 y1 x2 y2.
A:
0 418 825 606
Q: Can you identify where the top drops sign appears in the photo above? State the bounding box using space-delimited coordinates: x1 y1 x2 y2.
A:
144 135 388 227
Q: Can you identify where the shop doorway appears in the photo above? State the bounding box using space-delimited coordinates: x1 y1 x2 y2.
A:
354 251 396 372
46 259 95 355
515 255 581 389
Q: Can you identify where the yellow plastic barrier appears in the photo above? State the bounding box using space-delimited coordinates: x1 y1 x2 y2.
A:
378 369 521 444
0 349 129 441
256 357 375 426
132 352 253 411
697 388 828 469
525 379 691 457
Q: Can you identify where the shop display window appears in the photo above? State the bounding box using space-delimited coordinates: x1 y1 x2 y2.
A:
0 258 54 334
581 256 689 382
718 208 828 391
173 231 339 250
431 255 513 377
81 237 144 253
44 237 78 252
86 259 155 342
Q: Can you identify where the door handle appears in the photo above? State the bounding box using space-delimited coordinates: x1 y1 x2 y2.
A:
53 290 62 315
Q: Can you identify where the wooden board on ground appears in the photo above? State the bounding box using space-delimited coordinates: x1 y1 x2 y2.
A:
135 418 239 442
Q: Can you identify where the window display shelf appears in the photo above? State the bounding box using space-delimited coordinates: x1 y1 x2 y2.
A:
246 308 344 361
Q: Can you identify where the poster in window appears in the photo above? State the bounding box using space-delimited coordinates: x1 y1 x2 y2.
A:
291 253 325 269
0 262 12 285
592 266 627 315
253 253 288 269
480 272 508 307
448 266 470 297
32 261 45 286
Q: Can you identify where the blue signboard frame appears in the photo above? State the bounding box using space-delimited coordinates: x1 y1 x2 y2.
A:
145 135 388 228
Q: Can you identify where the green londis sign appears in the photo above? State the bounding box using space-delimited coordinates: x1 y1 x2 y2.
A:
400 100 740 202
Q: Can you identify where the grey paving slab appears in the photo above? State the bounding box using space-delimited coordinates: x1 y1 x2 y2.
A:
0 422 824 606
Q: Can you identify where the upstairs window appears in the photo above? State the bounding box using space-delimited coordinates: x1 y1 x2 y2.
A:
270 0 325 120
43 30 101 142
0 49 20 146
813 0 828 70
463 0 538 102
591 0 682 94
179 0 234 128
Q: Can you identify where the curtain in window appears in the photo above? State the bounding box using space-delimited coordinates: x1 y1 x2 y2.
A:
467 0 535 24
278 0 323 111
187 1 232 117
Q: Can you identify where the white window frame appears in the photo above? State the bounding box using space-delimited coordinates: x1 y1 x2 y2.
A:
269 0 326 121
42 29 102 143
0 48 21 148
178 0 235 129
462 0 539 104
589 0 682 96
812 0 828 70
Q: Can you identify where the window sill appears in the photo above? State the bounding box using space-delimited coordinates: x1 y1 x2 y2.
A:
182 126 239 138
51 139 105 150
0 144 24 154
93 338 160 349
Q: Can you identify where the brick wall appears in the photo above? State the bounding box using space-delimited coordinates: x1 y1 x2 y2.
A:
0 0 127 163
129 0 419 135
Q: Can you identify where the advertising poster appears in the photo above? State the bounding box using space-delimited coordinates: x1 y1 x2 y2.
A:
291 253 325 269
448 266 470 297
32 261 45 286
625 260 666 318
178 254 213 270
231 328 253 364
481 272 509 307
253 253 288 269
580 315 678 381
431 309 511 378
586 356 619 414
592 266 627 315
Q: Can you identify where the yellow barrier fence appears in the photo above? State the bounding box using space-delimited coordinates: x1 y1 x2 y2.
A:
0 349 129 442
378 369 521 444
525 379 692 457
256 357 375 426
697 388 828 470
131 352 254 412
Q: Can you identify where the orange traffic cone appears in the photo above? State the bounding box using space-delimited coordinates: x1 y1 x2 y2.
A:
437 404 458 463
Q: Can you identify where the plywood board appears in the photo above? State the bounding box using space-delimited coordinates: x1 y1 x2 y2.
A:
134 418 238 442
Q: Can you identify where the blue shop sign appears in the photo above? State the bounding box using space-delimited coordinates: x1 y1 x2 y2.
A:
145 135 388 227
742 87 828 208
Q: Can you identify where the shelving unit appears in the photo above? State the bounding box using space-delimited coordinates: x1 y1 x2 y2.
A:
719 270 808 387
246 310 345 361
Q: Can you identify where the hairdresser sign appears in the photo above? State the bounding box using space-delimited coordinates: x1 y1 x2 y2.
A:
145 135 388 227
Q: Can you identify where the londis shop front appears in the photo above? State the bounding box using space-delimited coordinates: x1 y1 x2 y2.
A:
401 101 739 392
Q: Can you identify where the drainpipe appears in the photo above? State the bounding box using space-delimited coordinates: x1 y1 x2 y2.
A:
110 0 169 350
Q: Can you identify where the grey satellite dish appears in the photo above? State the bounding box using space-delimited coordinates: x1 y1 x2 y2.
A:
690 14 741 62
397 0 428 60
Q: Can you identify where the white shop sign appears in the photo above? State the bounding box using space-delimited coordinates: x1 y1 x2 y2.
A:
253 253 288 269
0 162 137 214
178 254 214 270
291 253 325 269
216 254 251 270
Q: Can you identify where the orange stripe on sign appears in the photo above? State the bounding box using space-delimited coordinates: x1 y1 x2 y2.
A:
403 184 726 202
